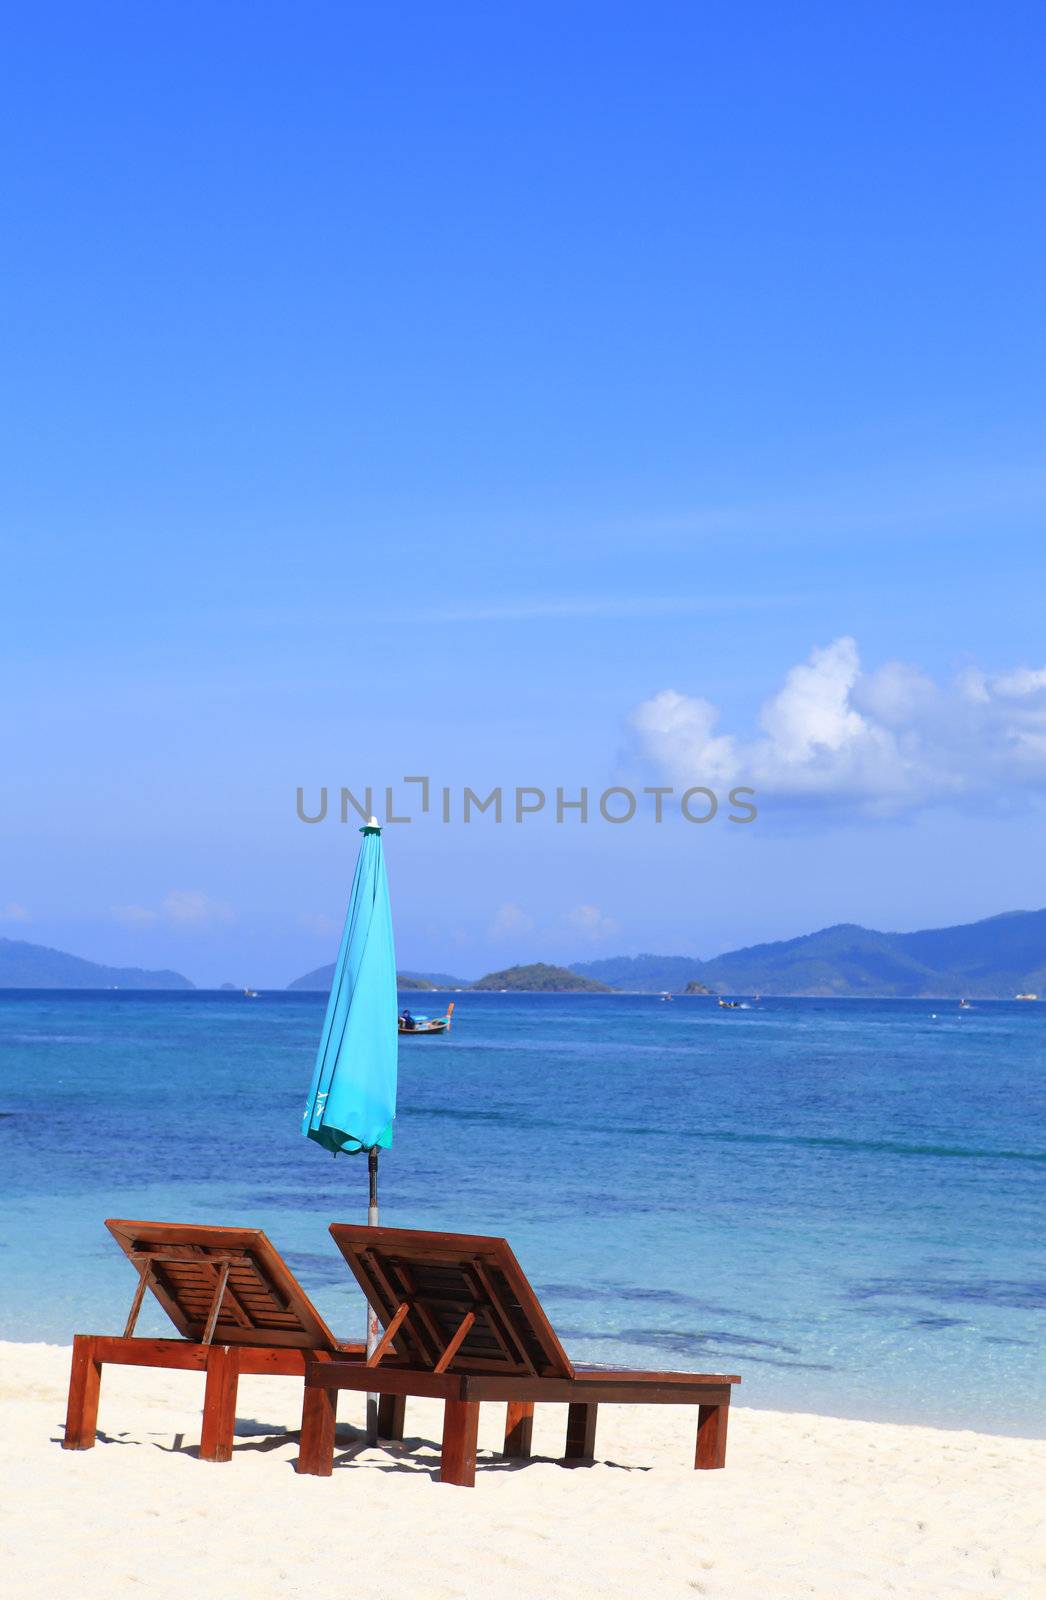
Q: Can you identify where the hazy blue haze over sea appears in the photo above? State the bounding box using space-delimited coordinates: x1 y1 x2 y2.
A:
1 991 1042 1436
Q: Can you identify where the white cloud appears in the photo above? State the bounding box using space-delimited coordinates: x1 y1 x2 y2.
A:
562 904 619 942
161 890 233 925
991 667 1046 699
486 901 619 950
112 891 233 929
488 902 535 940
0 902 29 922
631 636 1046 814
112 904 159 927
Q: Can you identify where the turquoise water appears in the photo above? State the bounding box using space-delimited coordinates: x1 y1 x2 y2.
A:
1 990 1043 1435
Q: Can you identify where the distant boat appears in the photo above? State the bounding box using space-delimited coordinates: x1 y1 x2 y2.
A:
717 998 742 1009
959 998 971 1008
243 988 259 998
660 991 672 1002
1015 992 1039 1001
398 1002 455 1035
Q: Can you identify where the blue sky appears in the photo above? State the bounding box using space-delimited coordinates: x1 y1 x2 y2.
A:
3 3 1046 985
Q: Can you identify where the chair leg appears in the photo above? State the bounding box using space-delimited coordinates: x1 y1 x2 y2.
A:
503 1399 534 1459
564 1401 598 1462
297 1381 337 1476
377 1392 406 1441
63 1336 102 1450
200 1346 240 1463
440 1399 480 1486
695 1401 729 1469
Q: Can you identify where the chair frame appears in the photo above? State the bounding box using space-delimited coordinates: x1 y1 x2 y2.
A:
63 1220 362 1462
296 1223 739 1486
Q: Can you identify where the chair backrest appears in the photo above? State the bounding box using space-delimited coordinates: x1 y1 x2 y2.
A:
329 1223 574 1378
106 1219 339 1350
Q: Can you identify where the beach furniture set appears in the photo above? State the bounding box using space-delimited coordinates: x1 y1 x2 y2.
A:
64 1219 740 1485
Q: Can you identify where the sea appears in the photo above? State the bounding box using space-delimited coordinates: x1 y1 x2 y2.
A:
0 989 1042 1436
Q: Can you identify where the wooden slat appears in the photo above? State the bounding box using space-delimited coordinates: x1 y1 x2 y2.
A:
353 1247 401 1326
91 1337 211 1371
470 1261 537 1375
485 1261 568 1376
123 1259 154 1338
384 1257 448 1367
105 1220 341 1351
310 1361 732 1400
201 1261 232 1344
305 1362 463 1401
463 1375 737 1405
355 1247 431 1366
230 1255 293 1315
86 1338 361 1377
434 1310 476 1374
367 1302 411 1367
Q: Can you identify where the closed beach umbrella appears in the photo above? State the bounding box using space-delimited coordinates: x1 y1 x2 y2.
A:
301 817 398 1441
301 819 398 1157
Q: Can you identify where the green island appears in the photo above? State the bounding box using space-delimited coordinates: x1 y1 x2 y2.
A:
469 962 612 993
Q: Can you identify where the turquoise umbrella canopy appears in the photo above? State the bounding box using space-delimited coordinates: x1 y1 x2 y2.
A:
301 822 399 1155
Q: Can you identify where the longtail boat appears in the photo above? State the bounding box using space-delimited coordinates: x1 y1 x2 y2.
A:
398 1001 455 1035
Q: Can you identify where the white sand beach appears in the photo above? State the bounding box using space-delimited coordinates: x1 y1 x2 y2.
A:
2 1342 1043 1600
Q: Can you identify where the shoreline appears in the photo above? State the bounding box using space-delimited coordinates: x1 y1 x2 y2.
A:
6 1338 1044 1443
3 1341 1044 1598
1 985 1041 998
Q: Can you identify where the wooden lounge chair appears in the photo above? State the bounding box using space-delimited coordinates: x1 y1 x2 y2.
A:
63 1220 364 1462
296 1224 740 1486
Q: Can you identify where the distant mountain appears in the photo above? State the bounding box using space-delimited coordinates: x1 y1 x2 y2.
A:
287 963 469 992
0 937 194 990
696 912 1046 997
696 924 925 996
577 909 1046 998
571 954 706 992
470 962 612 993
891 910 1046 990
399 970 472 989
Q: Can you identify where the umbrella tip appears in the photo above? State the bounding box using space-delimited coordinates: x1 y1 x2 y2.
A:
369 815 378 826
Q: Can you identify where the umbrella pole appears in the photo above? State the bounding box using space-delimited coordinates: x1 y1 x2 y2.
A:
365 1146 380 1445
